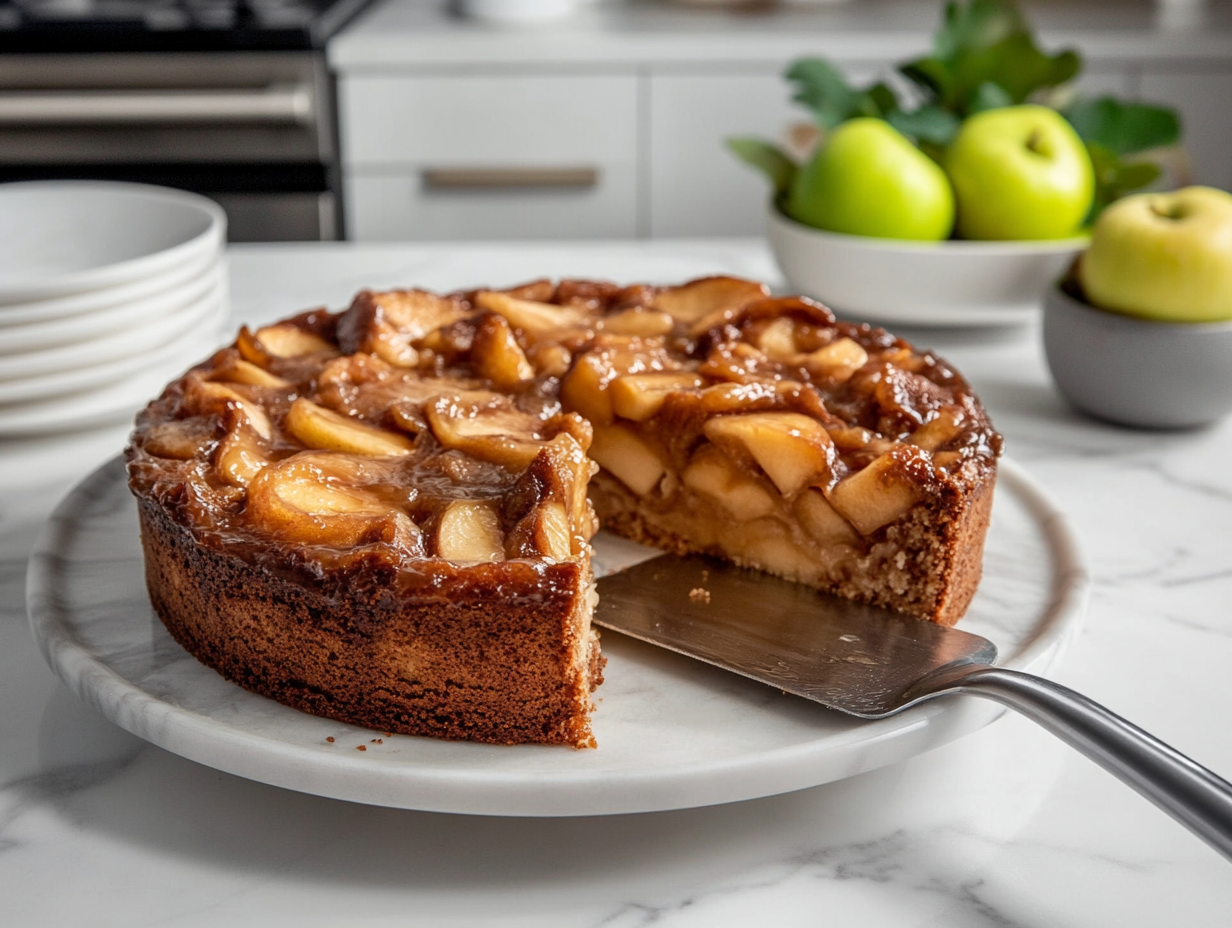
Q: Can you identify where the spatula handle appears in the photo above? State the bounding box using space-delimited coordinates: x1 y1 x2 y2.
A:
928 665 1232 863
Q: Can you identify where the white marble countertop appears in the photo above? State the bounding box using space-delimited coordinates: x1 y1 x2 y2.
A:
2 239 1231 925
329 0 1232 71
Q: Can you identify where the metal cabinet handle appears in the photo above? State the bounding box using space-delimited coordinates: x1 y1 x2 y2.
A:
0 84 314 126
422 167 600 190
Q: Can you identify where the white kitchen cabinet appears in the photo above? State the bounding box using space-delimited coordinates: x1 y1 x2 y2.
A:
647 66 882 238
1139 68 1232 191
330 2 1232 241
338 73 638 240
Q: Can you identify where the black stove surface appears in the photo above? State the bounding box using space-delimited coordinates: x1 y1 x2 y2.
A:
0 0 374 51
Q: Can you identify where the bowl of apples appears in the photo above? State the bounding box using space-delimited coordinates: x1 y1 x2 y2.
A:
1043 186 1232 429
733 0 1180 327
765 109 1090 327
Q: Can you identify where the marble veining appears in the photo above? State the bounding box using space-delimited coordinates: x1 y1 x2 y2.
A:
2 240 1230 926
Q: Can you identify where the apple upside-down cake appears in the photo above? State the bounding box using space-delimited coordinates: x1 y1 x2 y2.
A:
126 276 1002 748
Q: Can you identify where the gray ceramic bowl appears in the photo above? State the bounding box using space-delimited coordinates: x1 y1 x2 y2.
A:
1042 283 1232 429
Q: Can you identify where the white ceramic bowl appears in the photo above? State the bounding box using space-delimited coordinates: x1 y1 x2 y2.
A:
1042 283 1232 429
0 270 225 383
0 181 225 304
0 242 220 327
0 274 227 405
0 257 222 356
766 204 1086 327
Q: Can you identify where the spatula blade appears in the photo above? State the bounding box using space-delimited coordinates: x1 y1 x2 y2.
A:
594 554 997 717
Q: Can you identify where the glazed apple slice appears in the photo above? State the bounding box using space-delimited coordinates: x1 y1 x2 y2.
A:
472 314 535 390
827 448 924 535
600 308 675 338
424 393 546 470
285 398 415 457
212 356 291 389
682 445 778 521
434 500 505 562
703 412 834 497
610 371 705 421
246 453 419 549
475 290 589 339
506 500 572 560
589 423 666 497
653 276 769 324
802 337 869 381
189 379 272 440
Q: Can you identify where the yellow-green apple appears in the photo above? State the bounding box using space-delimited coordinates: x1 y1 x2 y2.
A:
1078 186 1232 322
785 117 955 241
944 105 1094 240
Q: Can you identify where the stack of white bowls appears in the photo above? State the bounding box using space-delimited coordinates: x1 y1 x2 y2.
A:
0 181 229 437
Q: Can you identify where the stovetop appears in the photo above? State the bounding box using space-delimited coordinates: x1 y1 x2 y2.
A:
0 0 375 51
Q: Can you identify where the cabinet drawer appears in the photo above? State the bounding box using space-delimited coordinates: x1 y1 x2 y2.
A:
343 163 638 241
339 74 638 166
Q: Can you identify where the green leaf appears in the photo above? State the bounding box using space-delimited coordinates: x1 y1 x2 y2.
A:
932 0 1026 60
1084 140 1164 221
1065 96 1181 156
859 82 900 119
898 59 949 104
784 58 860 129
887 105 962 145
726 137 798 197
899 0 1081 116
967 81 1013 114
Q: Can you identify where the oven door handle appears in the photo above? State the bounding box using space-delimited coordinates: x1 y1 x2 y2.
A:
0 83 314 127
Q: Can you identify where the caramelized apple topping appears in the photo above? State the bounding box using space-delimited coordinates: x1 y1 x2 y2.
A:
285 398 415 457
434 499 505 562
129 275 1001 591
703 412 835 497
250 323 336 360
652 276 769 323
246 453 421 551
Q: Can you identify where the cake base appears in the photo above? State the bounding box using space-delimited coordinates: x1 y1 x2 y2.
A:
137 500 604 748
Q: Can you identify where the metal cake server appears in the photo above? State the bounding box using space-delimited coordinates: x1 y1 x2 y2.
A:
595 554 1232 863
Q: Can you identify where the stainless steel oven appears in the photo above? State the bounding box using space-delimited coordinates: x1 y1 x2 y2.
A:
0 0 373 241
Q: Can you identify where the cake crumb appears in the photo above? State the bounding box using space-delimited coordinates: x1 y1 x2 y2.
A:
356 745 366 751
371 738 383 744
689 587 711 604
326 736 335 743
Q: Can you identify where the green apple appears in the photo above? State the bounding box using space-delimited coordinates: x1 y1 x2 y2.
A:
944 105 1094 240
1078 186 1232 322
785 117 954 241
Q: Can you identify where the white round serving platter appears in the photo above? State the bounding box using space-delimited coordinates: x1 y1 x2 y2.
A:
0 258 221 356
0 277 226 403
27 457 1087 817
0 243 220 328
0 181 225 304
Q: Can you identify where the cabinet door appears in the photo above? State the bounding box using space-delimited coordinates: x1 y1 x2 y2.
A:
648 68 826 238
339 73 639 241
1139 69 1232 191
